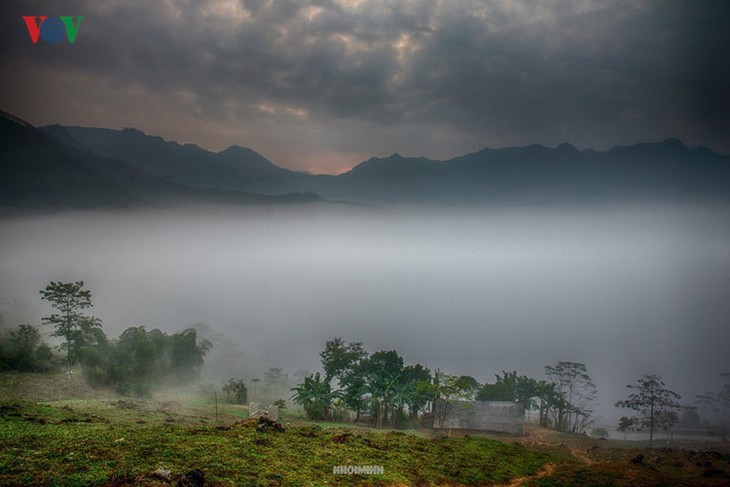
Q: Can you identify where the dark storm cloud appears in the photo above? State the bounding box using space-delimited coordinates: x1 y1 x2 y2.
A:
1 0 728 171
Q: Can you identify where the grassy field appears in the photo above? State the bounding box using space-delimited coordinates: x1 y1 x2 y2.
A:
1 372 729 486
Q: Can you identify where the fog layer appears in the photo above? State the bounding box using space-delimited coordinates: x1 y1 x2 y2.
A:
1 204 728 423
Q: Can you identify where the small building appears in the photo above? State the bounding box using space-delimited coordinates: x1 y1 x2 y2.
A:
435 400 523 435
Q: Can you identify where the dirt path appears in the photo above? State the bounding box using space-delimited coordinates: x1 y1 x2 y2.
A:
499 462 557 487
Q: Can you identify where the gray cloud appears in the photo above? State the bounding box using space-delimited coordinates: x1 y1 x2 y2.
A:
1 0 728 172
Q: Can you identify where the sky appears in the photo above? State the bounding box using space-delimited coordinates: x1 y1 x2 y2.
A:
1 0 729 174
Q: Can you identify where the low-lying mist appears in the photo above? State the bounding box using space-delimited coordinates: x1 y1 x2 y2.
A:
1 202 729 424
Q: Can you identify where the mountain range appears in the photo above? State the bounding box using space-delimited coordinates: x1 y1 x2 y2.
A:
0 112 321 210
2 109 729 209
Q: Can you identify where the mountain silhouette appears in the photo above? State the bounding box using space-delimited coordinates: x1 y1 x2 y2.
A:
1 112 322 209
41 125 311 195
30 118 730 207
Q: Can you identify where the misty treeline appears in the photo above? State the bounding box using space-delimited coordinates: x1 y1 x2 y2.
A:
289 337 600 432
290 337 730 436
0 281 211 396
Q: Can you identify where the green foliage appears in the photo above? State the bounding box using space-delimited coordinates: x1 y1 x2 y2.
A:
431 370 480 428
290 372 339 420
401 363 432 418
319 338 434 428
615 374 682 444
39 281 100 366
477 370 540 415
222 378 248 404
78 326 211 396
359 350 405 428
0 324 55 372
319 337 367 383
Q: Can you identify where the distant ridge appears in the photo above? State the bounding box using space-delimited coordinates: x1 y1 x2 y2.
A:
32 118 730 207
0 111 323 210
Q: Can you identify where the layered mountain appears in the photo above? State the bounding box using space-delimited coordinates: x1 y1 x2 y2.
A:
32 121 730 207
40 125 314 195
329 140 730 204
0 112 321 209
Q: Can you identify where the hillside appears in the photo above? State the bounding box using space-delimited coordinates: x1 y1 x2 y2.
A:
1 372 728 486
0 112 323 210
41 125 313 195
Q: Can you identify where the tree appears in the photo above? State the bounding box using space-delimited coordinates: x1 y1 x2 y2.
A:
0 324 54 372
223 378 248 404
108 326 159 395
535 380 558 427
545 361 597 433
359 350 405 428
401 364 432 420
85 326 211 395
615 374 682 444
166 328 211 382
39 281 101 367
290 372 339 420
695 373 730 432
617 416 634 440
320 337 367 384
76 325 110 385
477 371 540 417
431 370 480 429
340 368 369 422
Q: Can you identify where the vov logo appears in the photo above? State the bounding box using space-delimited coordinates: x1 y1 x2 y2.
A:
22 16 84 44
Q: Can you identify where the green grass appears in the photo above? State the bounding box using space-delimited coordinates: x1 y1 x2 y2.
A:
2 372 728 486
0 399 554 486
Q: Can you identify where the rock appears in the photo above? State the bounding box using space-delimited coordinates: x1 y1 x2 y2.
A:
183 468 205 487
151 468 172 481
630 454 645 465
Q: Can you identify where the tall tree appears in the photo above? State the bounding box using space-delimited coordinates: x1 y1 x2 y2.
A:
545 361 597 433
615 374 683 444
401 364 432 420
320 337 367 384
340 368 369 422
39 281 101 367
534 380 557 427
695 373 730 432
359 350 405 428
0 324 54 372
166 328 211 382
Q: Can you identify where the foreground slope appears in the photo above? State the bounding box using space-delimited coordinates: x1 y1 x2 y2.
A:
1 373 729 486
1 396 729 486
